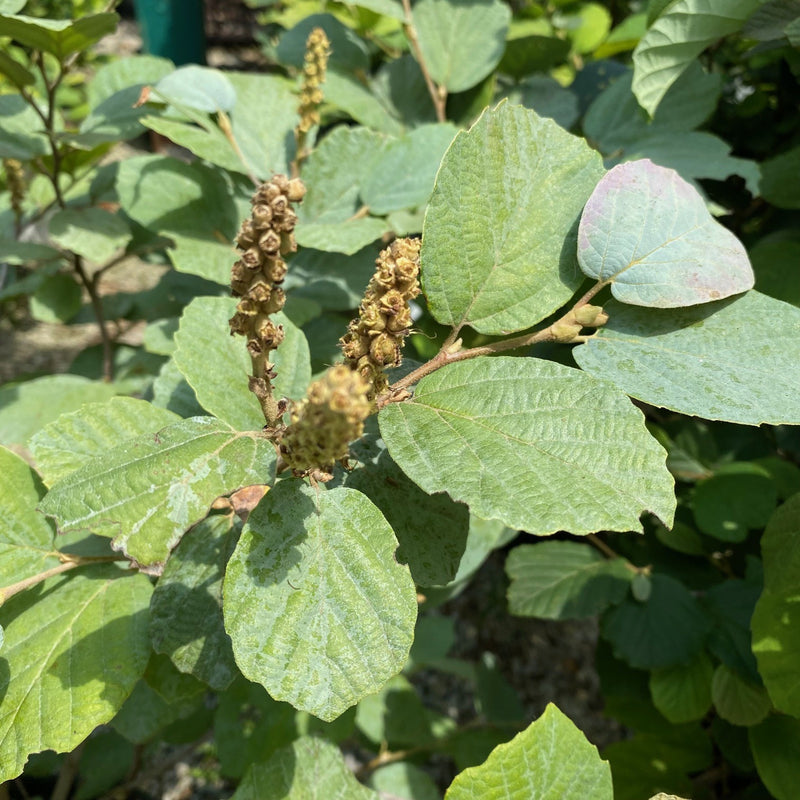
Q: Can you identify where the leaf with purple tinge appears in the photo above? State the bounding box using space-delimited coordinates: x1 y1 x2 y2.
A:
577 160 754 308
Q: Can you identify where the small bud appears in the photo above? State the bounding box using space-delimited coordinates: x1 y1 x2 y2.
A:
551 319 582 343
287 179 306 202
573 304 607 327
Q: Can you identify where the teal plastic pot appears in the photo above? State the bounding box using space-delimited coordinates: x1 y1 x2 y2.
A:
133 0 206 65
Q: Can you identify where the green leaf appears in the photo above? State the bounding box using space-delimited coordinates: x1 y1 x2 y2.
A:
505 541 631 619
356 674 435 747
29 271 82 323
0 93 48 159
369 762 441 800
0 375 122 449
141 115 245 174
151 358 206 418
75 86 162 147
445 703 613 799
749 715 800 800
557 2 612 54
361 123 457 215
0 565 152 782
38 417 277 570
584 64 722 154
743 0 800 41
752 494 800 716
649 652 714 723
0 48 33 88
379 357 675 537
173 296 311 430
143 317 180 356
72 728 134 800
761 145 800 209
223 481 417 721
150 514 239 691
578 159 753 307
111 672 203 744
0 446 57 588
116 155 238 284
498 31 571 79
88 54 173 107
0 0 26 14
372 55 439 128
345 447 469 588
603 726 711 800
601 574 711 669
620 131 760 196
295 126 389 254
632 0 762 116
703 579 761 683
594 12 647 58
349 0 405 19
285 244 378 311
421 103 604 335
501 75 580 131
295 217 388 255
48 207 131 264
323 71 405 136
0 242 61 269
711 664 771 726
232 735 379 800
214 680 298 779
227 72 298 180
475 651 525 725
751 236 800 307
692 463 777 542
295 126 388 255
0 12 118 60
28 397 180 487
412 0 511 93
154 65 237 113
407 615 456 670
574 292 800 425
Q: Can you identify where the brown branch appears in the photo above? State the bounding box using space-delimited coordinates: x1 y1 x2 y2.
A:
217 109 259 187
0 555 126 605
355 718 522 781
377 279 610 407
73 254 114 381
401 0 447 122
50 741 85 800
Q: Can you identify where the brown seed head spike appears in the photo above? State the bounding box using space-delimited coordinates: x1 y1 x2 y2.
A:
281 365 371 479
297 28 331 135
229 174 305 425
340 237 421 401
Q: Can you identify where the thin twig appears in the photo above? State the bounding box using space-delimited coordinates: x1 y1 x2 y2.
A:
92 239 171 283
401 0 447 122
355 718 522 781
0 555 126 605
50 741 85 800
73 254 114 381
217 109 259 187
377 279 610 406
586 534 618 560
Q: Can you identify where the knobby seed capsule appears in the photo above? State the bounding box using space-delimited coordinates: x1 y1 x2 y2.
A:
229 174 306 424
340 237 421 399
281 364 372 479
297 28 330 135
